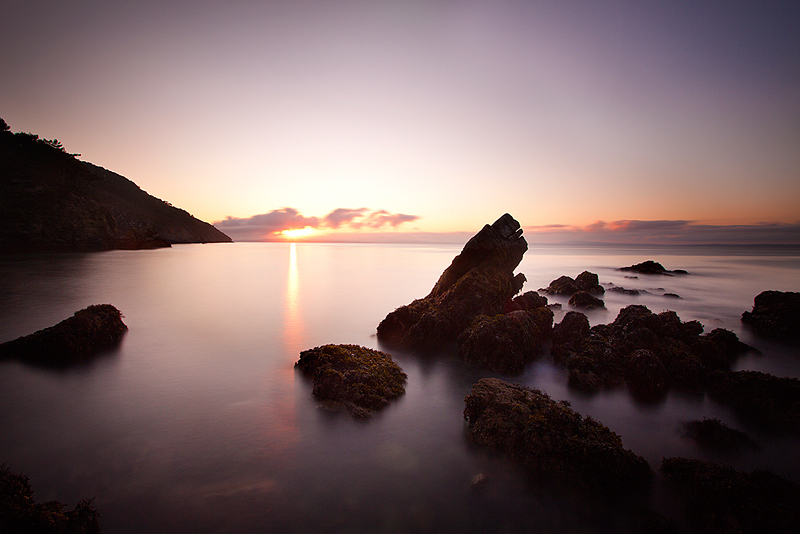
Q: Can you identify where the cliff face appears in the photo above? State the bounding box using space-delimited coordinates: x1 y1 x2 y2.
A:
0 125 231 252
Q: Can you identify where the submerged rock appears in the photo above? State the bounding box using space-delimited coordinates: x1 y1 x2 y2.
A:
661 457 800 534
619 261 688 276
0 304 127 366
541 271 604 296
377 214 527 353
706 370 800 432
463 378 653 493
568 291 605 309
457 308 553 374
295 344 407 418
741 290 800 342
681 418 759 452
550 305 753 397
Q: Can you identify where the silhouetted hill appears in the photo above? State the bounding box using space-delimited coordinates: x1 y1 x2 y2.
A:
0 118 231 252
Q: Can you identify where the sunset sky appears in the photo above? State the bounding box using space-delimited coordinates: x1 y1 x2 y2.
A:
2 1 799 243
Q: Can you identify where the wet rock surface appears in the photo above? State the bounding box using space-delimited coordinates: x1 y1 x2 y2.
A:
0 304 127 366
463 378 654 493
377 214 528 353
457 308 553 374
741 290 800 342
619 260 688 276
661 457 800 534
295 344 407 418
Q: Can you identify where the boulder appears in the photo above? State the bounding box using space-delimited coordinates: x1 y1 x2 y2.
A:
625 349 669 402
457 308 553 374
680 418 759 452
0 304 127 366
295 344 407 418
706 370 800 432
568 291 605 309
619 261 688 275
377 214 527 353
541 270 604 296
741 290 800 342
506 290 548 312
463 378 653 493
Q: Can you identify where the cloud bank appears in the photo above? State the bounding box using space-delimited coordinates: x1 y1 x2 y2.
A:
214 207 420 241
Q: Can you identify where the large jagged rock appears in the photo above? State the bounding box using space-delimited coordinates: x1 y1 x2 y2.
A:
0 304 127 366
377 214 528 353
741 290 800 343
295 344 407 418
464 378 653 493
550 305 752 397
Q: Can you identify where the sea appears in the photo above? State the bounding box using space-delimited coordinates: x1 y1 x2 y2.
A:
1 242 799 533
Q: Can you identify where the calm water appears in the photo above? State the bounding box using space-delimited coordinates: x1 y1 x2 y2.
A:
1 242 799 533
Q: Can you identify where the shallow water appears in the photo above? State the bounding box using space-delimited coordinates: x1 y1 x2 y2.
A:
1 242 798 533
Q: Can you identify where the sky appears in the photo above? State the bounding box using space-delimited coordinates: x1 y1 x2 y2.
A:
2 0 799 244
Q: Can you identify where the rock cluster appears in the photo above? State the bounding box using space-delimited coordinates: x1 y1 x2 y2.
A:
0 304 127 366
619 260 688 275
540 271 604 296
377 214 528 353
741 290 800 342
295 344 407 418
463 378 653 493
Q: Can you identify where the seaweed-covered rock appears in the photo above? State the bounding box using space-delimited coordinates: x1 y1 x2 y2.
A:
464 378 653 493
0 304 127 366
619 261 688 275
661 457 800 534
550 305 752 396
377 214 527 353
741 290 800 342
295 344 407 418
568 291 605 309
506 290 548 312
681 418 759 452
457 308 553 374
706 370 800 432
541 271 604 296
0 465 100 533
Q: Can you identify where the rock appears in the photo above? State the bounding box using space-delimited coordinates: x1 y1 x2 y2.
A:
0 465 101 533
0 304 127 366
681 418 759 452
619 261 688 276
741 290 800 342
506 290 548 312
661 457 800 534
663 293 681 299
464 378 653 493
457 308 553 374
470 473 489 491
568 291 605 309
377 214 527 353
706 370 800 432
541 271 604 296
550 305 753 396
608 286 642 296
295 344 407 417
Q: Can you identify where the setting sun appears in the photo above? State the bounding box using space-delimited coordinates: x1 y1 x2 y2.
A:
280 227 316 240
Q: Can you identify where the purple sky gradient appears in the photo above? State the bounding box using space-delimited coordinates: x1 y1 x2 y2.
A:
2 1 798 242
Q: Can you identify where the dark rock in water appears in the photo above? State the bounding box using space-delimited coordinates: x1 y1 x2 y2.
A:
663 293 681 299
741 290 800 342
568 291 605 309
377 214 527 353
541 271 604 296
457 308 553 374
626 349 669 402
506 290 548 312
661 457 800 534
681 418 759 452
550 305 753 397
464 378 653 493
295 344 407 418
706 370 800 432
608 286 642 296
619 261 688 276
0 304 127 366
0 465 101 533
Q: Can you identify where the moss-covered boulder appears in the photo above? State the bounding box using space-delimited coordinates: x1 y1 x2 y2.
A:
377 214 527 353
741 290 800 342
0 304 127 366
0 465 100 533
457 308 553 374
568 290 605 309
295 344 407 418
463 378 653 493
661 457 800 534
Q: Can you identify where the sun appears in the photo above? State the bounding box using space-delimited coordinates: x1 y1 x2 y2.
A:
280 227 316 240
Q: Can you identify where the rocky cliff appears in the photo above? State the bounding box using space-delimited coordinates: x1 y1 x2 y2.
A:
0 119 231 252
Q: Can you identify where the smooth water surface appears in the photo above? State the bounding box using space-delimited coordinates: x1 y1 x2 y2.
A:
1 243 799 533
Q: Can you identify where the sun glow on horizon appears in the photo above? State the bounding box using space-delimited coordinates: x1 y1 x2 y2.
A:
280 227 317 240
